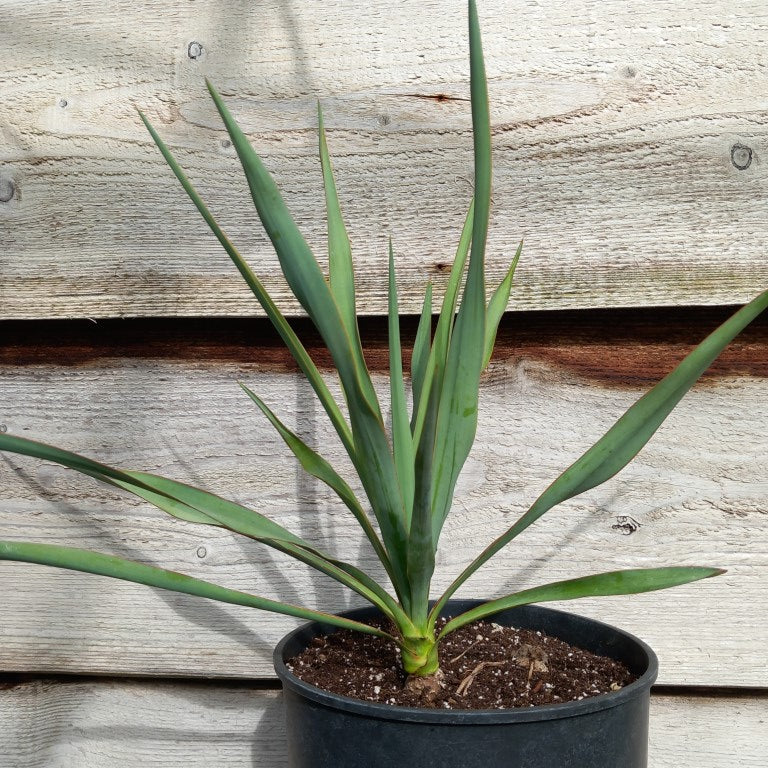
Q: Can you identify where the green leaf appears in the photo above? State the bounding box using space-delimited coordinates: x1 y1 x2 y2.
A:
141 104 410 602
483 240 522 369
0 432 398 620
433 288 768 619
237 382 394 577
348 414 411 610
439 567 724 637
435 200 476 356
318 102 358 347
406 384 438 626
0 539 394 638
428 0 491 539
408 204 476 613
404 6 491 625
411 200 474 447
204 80 408 564
0 431 231 532
407 203 475 604
116 472 222 526
388 241 415 528
204 81 381 419
138 110 355 460
410 282 433 427
263 537 403 624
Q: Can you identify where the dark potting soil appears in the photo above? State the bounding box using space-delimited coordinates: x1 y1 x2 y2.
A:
287 618 637 710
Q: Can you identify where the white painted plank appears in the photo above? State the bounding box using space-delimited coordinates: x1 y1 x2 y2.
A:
1 327 766 684
0 680 764 767
1 0 767 318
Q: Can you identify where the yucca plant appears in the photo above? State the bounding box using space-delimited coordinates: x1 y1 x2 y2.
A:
1 0 766 688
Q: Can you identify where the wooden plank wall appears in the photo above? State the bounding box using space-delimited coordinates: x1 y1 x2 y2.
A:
1 1 766 765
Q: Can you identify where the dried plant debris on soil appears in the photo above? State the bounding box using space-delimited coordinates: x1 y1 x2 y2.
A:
287 619 636 710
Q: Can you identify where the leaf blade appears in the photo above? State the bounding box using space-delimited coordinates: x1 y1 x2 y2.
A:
204 81 382 419
0 432 399 618
388 242 415 528
410 282 433 427
0 539 394 638
141 105 410 599
428 0 491 538
238 382 393 574
405 5 492 623
439 567 724 637
483 240 522 369
411 200 475 447
433 288 768 619
138 109 355 458
318 102 358 345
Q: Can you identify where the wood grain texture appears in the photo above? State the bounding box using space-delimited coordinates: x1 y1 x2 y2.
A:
1 316 766 684
1 0 767 319
0 679 765 767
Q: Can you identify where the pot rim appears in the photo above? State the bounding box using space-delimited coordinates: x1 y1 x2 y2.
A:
273 602 659 724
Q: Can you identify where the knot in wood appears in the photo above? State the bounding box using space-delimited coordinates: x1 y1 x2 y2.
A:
188 41 205 60
731 144 753 171
0 178 15 203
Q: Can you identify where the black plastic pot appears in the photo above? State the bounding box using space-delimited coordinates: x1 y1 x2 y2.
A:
274 601 658 768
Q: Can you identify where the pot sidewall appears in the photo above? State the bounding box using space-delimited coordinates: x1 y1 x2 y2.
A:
274 602 658 768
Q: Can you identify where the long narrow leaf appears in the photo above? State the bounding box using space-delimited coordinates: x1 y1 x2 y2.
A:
142 104 410 599
0 540 394 638
406 380 438 625
410 282 433 426
0 432 398 619
405 204 475 613
312 549 415 632
262 537 403 623
435 200 476 360
0 433 221 528
404 6 491 624
428 0 491 539
411 200 475 446
237 383 394 578
483 240 522 369
408 202 476 606
433 288 768 619
138 110 355 459
205 82 410 576
438 566 724 637
0 432 302 543
127 472 397 618
205 81 381 420
388 241 415 527
319 102 358 347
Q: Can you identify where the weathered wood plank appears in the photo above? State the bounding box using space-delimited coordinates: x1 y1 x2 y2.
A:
1 1 767 318
650 693 768 768
0 681 287 768
0 679 764 767
1 314 766 684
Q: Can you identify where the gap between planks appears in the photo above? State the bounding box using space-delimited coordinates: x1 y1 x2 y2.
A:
2 673 768 703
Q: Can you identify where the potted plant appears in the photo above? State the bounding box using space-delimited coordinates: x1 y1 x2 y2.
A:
1 2 765 766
